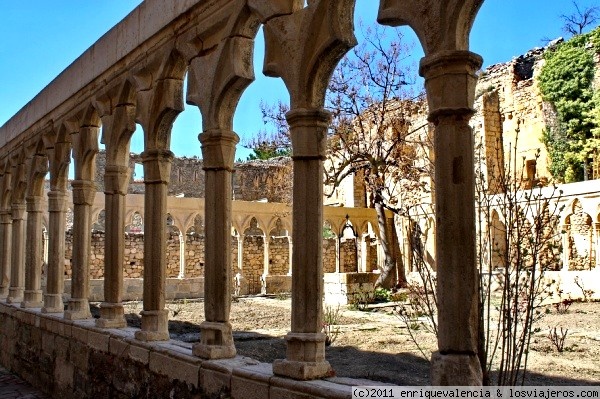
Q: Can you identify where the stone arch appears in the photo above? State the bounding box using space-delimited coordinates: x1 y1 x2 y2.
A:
564 199 594 271
125 210 144 234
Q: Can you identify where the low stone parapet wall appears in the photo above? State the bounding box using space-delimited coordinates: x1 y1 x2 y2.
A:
324 272 378 305
0 302 362 398
263 275 292 294
62 278 205 302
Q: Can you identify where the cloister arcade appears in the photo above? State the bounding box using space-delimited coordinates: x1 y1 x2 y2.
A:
0 0 488 394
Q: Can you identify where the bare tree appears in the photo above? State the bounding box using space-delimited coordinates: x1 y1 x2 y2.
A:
257 24 428 288
561 1 599 36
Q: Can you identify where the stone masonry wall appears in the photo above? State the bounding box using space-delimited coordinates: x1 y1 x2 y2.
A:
64 233 351 286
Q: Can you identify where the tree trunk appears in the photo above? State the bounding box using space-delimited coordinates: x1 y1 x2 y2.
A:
373 195 405 288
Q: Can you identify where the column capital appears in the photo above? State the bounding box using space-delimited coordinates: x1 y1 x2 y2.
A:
141 149 174 184
286 108 331 160
104 165 130 195
26 196 44 212
419 50 482 122
10 204 26 221
0 210 12 224
71 179 97 206
47 190 69 213
199 129 239 171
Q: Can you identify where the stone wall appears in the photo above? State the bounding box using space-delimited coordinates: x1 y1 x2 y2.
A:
94 151 294 202
0 303 356 399
64 232 349 291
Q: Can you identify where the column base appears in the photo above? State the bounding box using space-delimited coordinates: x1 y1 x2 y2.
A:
41 294 64 313
21 290 43 308
0 286 9 300
272 332 333 380
96 302 127 328
6 287 24 304
134 309 169 341
193 321 236 359
64 298 92 320
430 351 482 386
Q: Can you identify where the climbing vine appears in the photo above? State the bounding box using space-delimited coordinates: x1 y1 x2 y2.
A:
538 27 600 182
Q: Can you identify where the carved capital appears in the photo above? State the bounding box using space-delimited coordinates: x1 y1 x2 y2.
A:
419 50 482 122
0 211 12 224
286 108 330 159
199 130 239 171
10 204 26 221
47 190 69 213
104 165 131 195
25 196 44 213
141 149 174 184
262 0 356 108
71 180 97 206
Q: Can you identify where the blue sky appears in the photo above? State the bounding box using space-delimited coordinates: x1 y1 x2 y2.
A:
1 0 598 162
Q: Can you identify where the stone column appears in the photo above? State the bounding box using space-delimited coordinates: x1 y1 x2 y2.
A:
237 233 244 275
193 130 238 359
7 204 26 303
273 108 332 380
287 236 293 275
358 234 367 273
420 51 483 385
42 190 68 313
0 211 12 300
261 234 270 294
22 195 44 308
135 149 173 342
64 180 96 320
335 238 341 273
96 165 128 328
562 225 570 272
178 231 185 279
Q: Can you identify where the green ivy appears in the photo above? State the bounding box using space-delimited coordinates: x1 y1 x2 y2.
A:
538 27 600 182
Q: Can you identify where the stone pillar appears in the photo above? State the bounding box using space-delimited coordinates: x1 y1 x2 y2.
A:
42 190 68 313
562 225 570 272
193 130 238 359
273 108 332 380
0 211 12 299
96 165 128 328
420 51 483 385
7 204 26 303
178 231 185 279
135 149 173 342
358 234 367 273
64 180 96 320
335 238 341 273
261 234 270 294
22 196 44 308
237 233 244 275
287 236 293 275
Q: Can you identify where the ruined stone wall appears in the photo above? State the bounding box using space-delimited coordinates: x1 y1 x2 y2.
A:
94 152 293 202
340 239 357 273
269 237 290 275
323 238 337 273
472 47 553 185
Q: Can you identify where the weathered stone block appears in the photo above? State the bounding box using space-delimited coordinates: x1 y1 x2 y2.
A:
149 351 200 386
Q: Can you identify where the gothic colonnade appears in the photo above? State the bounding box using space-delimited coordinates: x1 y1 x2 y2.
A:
0 0 485 384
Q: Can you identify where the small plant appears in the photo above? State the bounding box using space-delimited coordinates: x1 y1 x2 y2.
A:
374 287 391 302
553 297 573 314
390 290 408 303
323 304 342 346
574 276 595 302
548 326 569 352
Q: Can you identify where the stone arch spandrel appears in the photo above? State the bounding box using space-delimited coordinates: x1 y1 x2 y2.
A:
70 103 101 182
45 123 73 192
185 1 261 132
261 0 357 109
10 150 28 205
0 157 14 210
377 0 483 55
25 139 49 199
134 46 187 151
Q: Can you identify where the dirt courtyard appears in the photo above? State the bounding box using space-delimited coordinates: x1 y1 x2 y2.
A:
112 297 600 386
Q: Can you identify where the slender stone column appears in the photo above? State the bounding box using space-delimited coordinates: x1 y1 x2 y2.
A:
562 225 570 272
0 212 12 300
135 149 173 342
97 165 129 328
42 190 68 313
22 196 44 308
193 130 238 359
420 51 483 385
261 234 270 294
64 180 96 320
237 233 244 276
178 231 185 278
273 108 332 380
287 237 293 275
7 204 26 303
358 234 367 273
335 238 341 273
